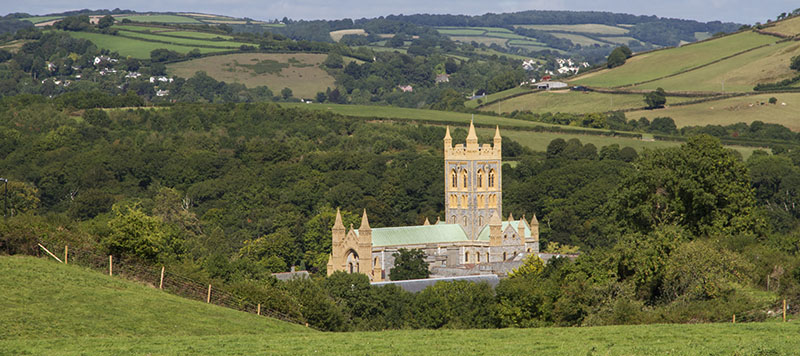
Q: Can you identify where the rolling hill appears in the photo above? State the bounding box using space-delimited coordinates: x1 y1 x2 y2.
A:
2 255 797 355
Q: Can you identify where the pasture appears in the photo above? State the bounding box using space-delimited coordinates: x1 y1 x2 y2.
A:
515 24 629 35
464 87 534 109
551 32 606 46
116 14 202 23
571 31 778 88
163 31 234 40
66 31 229 58
330 29 367 42
626 93 800 131
117 30 252 48
631 40 800 92
480 90 696 114
763 16 800 37
166 53 336 98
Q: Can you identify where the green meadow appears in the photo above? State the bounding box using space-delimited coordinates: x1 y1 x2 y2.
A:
480 90 697 114
67 31 229 58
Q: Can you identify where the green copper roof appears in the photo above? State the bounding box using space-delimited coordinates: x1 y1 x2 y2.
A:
476 220 531 241
356 224 469 247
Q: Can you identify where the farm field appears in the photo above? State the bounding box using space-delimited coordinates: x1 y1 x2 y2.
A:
66 31 229 58
464 87 534 109
167 53 336 98
551 32 606 46
20 16 64 24
117 30 252 48
113 24 174 32
763 16 800 37
480 90 697 114
631 40 800 92
627 93 800 131
116 14 202 23
515 24 629 35
163 31 235 40
571 31 779 88
330 29 367 41
599 36 641 45
449 36 508 47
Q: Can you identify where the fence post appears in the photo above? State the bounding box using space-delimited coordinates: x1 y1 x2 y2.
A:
257 303 261 316
109 255 113 276
784 299 787 322
64 245 68 265
159 266 165 290
732 314 735 323
207 284 212 303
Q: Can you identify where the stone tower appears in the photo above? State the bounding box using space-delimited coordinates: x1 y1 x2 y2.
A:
444 121 502 239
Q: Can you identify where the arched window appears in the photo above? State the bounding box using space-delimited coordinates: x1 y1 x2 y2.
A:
449 194 457 208
465 251 469 263
486 252 490 262
477 169 484 188
488 169 496 188
461 195 468 208
479 216 483 226
451 169 457 188
451 215 456 223
477 252 481 263
374 257 379 266
463 216 468 226
462 170 468 188
503 252 507 260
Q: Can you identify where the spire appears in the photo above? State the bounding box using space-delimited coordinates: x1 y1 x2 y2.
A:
359 209 371 231
423 217 431 226
466 119 478 147
531 214 539 226
444 126 452 140
518 214 526 234
494 125 501 140
333 207 345 231
507 212 514 223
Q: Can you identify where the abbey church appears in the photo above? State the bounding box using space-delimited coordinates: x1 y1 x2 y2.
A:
327 121 540 281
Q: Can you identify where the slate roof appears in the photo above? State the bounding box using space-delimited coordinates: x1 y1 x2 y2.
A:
356 224 469 247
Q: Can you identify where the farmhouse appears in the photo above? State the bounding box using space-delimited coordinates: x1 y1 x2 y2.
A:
328 122 540 281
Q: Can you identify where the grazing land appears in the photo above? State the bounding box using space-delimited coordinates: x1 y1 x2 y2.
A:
571 31 779 88
464 87 535 109
627 93 800 131
161 31 235 40
167 53 337 98
631 40 800 92
117 30 252 48
515 24 629 35
762 16 800 37
480 90 697 114
116 14 203 23
551 32 606 46
67 31 229 58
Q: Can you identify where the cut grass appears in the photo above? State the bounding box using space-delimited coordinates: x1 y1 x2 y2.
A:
626 93 800 131
480 90 697 114
516 24 629 35
571 31 779 88
67 31 229 58
0 256 308 340
631 40 800 92
464 86 534 109
551 32 607 46
167 53 335 98
117 30 252 48
330 29 366 42
116 14 202 24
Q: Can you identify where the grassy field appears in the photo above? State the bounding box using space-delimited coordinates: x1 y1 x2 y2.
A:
67 31 229 58
20 16 64 24
464 87 534 109
330 29 367 41
113 24 174 32
627 93 800 131
117 30 252 48
449 36 509 47
480 90 697 114
516 24 629 35
117 14 202 23
437 28 487 36
631 40 800 92
163 31 235 40
0 256 307 341
571 31 779 88
551 32 606 46
167 53 335 98
599 36 641 45
763 16 800 37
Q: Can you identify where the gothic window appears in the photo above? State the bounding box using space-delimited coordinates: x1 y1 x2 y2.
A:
503 252 507 260
461 195 468 208
451 169 457 188
479 216 483 226
465 251 469 263
477 252 481 263
449 194 457 208
451 215 456 223
477 169 484 188
477 195 484 208
463 216 467 226
488 169 496 188
462 170 468 188
486 252 490 261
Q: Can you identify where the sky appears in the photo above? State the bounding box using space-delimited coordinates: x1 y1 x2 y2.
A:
7 0 799 24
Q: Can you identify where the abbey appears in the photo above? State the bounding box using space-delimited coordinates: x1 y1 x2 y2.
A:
327 121 540 281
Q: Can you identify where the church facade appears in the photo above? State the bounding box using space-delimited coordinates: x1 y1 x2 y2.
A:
327 121 540 281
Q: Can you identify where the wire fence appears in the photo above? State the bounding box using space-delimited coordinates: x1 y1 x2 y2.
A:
40 243 312 329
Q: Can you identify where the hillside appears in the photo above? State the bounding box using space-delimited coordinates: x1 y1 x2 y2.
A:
0 256 308 340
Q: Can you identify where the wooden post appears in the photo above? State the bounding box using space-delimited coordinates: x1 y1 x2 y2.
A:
64 245 68 265
732 314 736 323
207 284 212 303
783 299 787 322
159 266 165 290
37 243 63 263
109 255 113 276
257 303 261 316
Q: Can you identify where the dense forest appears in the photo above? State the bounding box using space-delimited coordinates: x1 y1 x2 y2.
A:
2 95 800 330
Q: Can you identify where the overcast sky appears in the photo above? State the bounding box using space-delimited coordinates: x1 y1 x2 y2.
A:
7 0 799 24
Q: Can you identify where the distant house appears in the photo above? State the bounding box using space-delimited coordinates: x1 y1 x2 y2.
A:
398 85 413 93
522 59 538 71
537 81 568 90
93 55 118 66
125 72 142 79
435 74 450 84
155 89 170 97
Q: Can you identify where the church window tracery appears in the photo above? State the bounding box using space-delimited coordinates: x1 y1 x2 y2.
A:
451 169 457 188
488 169 496 188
